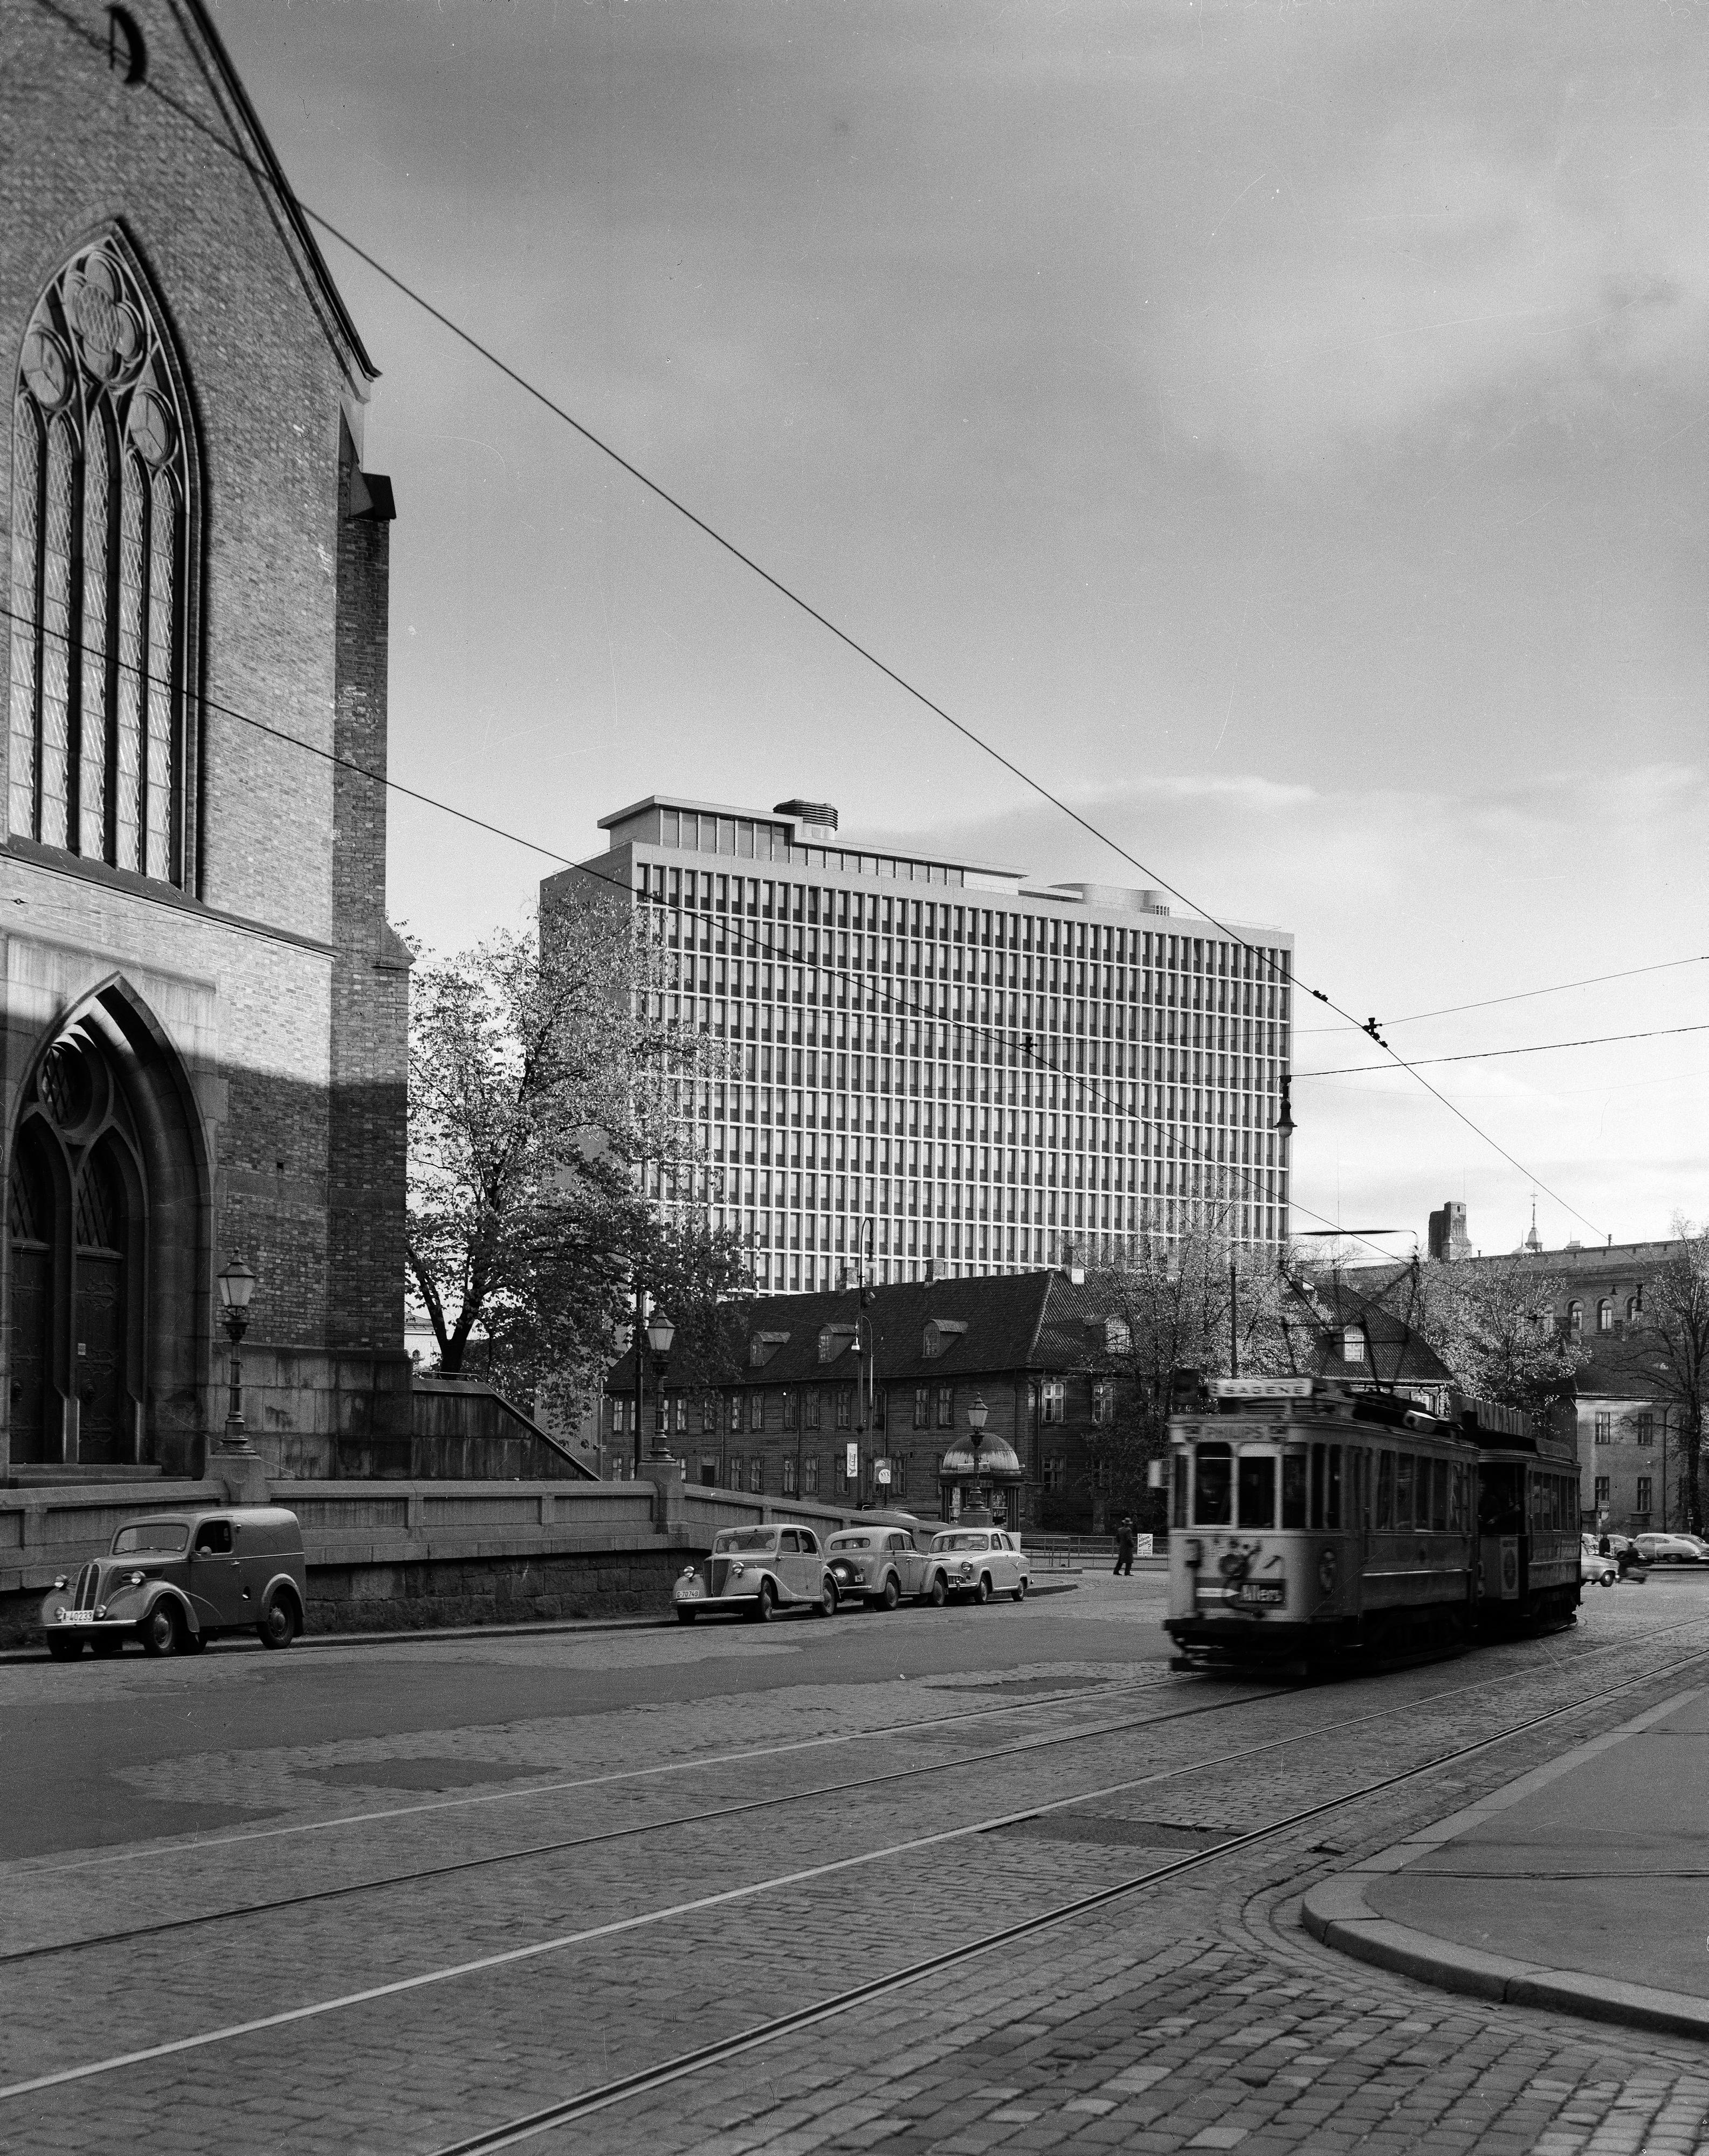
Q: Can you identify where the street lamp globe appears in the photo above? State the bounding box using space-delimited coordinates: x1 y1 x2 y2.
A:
216 1256 257 1314
966 1394 988 1434
646 1309 676 1359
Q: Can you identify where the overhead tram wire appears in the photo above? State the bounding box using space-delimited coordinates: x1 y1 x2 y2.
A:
23 0 1603 1238
1298 1019 1709 1078
0 597 1383 1263
1294 951 1709 1035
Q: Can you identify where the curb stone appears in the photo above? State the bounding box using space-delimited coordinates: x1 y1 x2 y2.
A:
1301 1686 1709 2042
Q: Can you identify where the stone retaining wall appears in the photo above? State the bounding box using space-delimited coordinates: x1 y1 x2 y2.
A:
0 1474 863 1645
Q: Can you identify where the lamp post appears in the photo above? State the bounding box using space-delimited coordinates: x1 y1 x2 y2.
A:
965 1393 989 1515
645 1305 676 1466
215 1257 257 1456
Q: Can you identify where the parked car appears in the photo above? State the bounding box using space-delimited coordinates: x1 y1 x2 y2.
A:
925 1527 1031 1605
41 1506 307 1659
673 1525 838 1622
1632 1532 1709 1566
825 1517 935 1610
1580 1535 1617 1588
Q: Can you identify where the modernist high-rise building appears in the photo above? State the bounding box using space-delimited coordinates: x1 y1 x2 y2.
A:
541 796 1292 1293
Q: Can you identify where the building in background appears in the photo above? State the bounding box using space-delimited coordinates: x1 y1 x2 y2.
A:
1408 1206 1686 1532
2 1 410 1478
542 794 1293 1294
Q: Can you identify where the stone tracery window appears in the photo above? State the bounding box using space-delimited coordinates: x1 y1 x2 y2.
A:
10 238 188 884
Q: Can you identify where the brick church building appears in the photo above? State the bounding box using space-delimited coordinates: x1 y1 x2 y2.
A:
1 1 411 1478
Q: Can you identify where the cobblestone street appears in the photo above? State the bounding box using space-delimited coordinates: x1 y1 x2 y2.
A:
5 1574 1709 2154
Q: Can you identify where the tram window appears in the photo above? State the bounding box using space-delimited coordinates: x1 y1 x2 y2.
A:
1376 1453 1394 1530
1194 1443 1232 1525
1238 1455 1276 1530
1172 1454 1188 1530
1450 1463 1466 1533
1395 1455 1415 1531
1281 1451 1307 1530
1310 1445 1325 1529
1327 1446 1342 1530
1432 1459 1449 1532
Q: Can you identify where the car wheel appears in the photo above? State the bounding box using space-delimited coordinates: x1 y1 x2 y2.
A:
676 1606 697 1625
180 1627 208 1655
46 1634 84 1661
878 1574 901 1613
753 1580 776 1623
257 1591 298 1649
1600 1569 1617 1588
927 1574 947 1608
812 1579 837 1618
1013 1577 1029 1602
970 1574 991 1606
141 1603 180 1657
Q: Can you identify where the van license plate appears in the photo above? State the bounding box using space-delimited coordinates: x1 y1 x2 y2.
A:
1236 1583 1284 1606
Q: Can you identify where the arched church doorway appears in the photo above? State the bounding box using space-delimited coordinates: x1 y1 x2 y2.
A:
6 1021 152 1466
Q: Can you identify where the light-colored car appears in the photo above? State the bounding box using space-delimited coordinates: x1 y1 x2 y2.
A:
1632 1532 1709 1566
1580 1535 1617 1588
40 1507 308 1659
825 1519 934 1610
925 1528 1031 1606
674 1525 838 1623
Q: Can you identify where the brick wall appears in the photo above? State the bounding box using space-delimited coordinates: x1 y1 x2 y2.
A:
0 2 409 1469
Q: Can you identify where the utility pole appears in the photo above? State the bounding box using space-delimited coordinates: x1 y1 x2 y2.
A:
632 1280 646 1480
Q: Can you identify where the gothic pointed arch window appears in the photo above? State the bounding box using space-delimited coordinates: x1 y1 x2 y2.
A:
10 237 190 884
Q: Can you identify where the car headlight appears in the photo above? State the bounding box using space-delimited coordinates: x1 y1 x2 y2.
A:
52 1605 66 1619
679 1564 697 1579
129 1571 145 1586
51 1575 67 1591
95 1605 107 1619
729 1560 745 1577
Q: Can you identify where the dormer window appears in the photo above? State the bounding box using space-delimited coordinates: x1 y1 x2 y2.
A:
1341 1327 1365 1364
922 1318 968 1360
818 1323 857 1363
1105 1317 1131 1356
749 1330 790 1369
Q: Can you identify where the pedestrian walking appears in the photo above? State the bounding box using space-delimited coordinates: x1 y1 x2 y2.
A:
1114 1515 1136 1577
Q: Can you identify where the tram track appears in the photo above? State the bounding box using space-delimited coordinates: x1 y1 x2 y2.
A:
5 1633 1708 2114
9 1659 1197 1883
422 1643 1709 2156
8 1611 1705 1973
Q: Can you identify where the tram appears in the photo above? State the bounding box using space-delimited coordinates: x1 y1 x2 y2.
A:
1163 1376 1580 1675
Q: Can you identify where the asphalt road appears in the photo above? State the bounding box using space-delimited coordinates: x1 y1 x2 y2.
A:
0 1568 1167 1861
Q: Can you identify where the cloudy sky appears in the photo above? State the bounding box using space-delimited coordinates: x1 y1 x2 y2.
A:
213 0 1709 1256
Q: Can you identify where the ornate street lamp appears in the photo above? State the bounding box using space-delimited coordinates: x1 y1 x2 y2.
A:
643 1305 677 1469
965 1393 988 1511
215 1257 257 1456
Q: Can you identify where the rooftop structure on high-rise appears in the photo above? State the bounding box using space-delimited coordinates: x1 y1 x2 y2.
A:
541 795 1294 1292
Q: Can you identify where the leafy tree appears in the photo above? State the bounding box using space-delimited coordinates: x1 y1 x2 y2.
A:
1614 1218 1709 1535
406 899 745 1416
1405 1255 1588 1420
1074 1206 1293 1527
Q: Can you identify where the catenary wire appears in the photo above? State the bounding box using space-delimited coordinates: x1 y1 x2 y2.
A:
1297 1020 1709 1078
1294 952 1709 1034
19 0 1604 1234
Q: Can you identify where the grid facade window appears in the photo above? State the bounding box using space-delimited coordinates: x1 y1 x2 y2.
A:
1637 1413 1655 1446
1594 1412 1612 1446
727 1394 742 1434
803 1455 818 1495
1091 1381 1115 1426
728 1454 743 1490
1594 1475 1610 1507
806 1390 822 1431
749 1393 764 1433
1043 1455 1064 1492
554 804 1294 1295
782 1457 797 1494
1041 1378 1066 1425
782 1389 797 1431
1636 1476 1653 1514
935 1384 954 1429
836 1388 851 1430
748 1457 763 1494
913 1386 928 1430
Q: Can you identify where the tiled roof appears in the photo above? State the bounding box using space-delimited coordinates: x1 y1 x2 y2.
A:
609 1270 1115 1392
1287 1273 1453 1386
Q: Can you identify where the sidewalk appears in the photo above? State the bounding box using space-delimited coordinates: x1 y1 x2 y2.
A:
1304 1685 1709 2039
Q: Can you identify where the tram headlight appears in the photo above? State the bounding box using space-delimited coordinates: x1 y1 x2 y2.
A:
1318 1549 1337 1593
1183 1539 1202 1570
